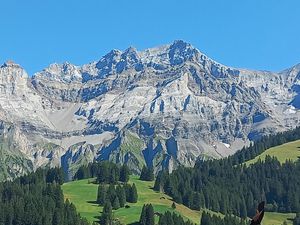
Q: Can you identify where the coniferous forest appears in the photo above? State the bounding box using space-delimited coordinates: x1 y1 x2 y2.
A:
74 161 130 184
154 156 300 217
200 212 248 225
64 127 300 224
229 126 300 164
0 168 89 225
1 127 300 225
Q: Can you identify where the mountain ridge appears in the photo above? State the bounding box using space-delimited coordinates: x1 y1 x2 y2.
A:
1 40 300 180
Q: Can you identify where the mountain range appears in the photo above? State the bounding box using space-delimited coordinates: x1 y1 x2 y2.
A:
1 40 300 180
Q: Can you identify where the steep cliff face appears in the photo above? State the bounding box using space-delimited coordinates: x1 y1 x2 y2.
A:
0 41 300 180
0 121 33 180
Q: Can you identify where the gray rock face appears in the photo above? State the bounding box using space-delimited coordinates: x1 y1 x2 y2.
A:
1 40 300 180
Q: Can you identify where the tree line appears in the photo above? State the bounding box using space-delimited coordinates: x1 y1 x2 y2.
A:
158 210 195 225
154 156 300 218
228 126 300 165
140 166 154 181
138 203 195 225
97 183 138 210
200 212 247 225
0 168 89 225
75 161 155 183
74 161 130 184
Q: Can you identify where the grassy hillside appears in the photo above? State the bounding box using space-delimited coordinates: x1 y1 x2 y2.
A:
62 176 213 224
245 139 300 166
243 140 299 224
62 176 295 225
264 212 295 225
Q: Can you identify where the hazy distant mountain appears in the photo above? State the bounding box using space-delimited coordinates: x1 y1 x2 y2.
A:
1 40 300 180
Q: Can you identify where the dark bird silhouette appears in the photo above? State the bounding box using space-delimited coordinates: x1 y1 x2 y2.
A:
250 201 265 225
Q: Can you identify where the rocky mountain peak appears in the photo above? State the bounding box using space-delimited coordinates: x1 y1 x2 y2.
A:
168 40 199 65
0 60 28 80
1 60 21 68
34 62 82 83
117 46 143 73
0 60 29 96
280 63 300 85
95 49 122 77
122 46 139 62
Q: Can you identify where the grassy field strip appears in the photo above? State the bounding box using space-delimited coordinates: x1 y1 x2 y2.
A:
264 212 295 225
245 139 300 166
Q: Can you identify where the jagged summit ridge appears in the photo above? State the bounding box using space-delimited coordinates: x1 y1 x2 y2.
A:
0 40 300 180
31 40 240 84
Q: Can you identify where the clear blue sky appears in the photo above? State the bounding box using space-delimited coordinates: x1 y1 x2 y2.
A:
1 0 300 75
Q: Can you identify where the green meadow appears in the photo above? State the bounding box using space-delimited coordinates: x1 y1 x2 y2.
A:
263 212 295 225
62 175 295 224
245 139 300 166
62 176 203 224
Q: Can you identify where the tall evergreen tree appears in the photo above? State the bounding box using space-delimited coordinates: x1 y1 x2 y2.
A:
129 183 138 203
140 166 154 181
140 204 147 225
120 165 130 183
106 184 117 203
139 204 154 225
46 167 64 185
112 196 120 210
116 185 126 207
100 201 113 225
97 184 107 206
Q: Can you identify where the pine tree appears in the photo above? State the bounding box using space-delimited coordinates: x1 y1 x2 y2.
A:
74 166 86 180
200 212 209 225
158 214 167 225
240 197 247 218
140 204 154 225
97 184 107 206
52 209 61 225
163 211 174 225
100 201 113 225
192 192 201 210
124 183 131 202
120 165 130 183
172 202 176 209
147 167 154 181
139 204 147 225
129 183 138 203
97 163 109 183
146 204 155 225
140 166 148 181
112 196 120 210
46 167 64 185
140 166 154 181
116 185 126 207
154 172 162 192
107 184 116 203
